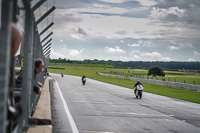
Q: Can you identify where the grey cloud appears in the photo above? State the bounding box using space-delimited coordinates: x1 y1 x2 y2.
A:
151 0 200 25
135 31 146 34
115 31 128 35
54 12 82 24
79 9 149 18
153 0 200 9
102 1 142 9
78 27 87 35
79 12 119 17
53 0 98 9
53 0 142 10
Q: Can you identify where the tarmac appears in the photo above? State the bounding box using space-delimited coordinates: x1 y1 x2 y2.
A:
27 78 52 133
25 74 200 133
51 73 200 133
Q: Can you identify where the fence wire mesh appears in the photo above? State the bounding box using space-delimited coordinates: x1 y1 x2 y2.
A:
0 0 54 132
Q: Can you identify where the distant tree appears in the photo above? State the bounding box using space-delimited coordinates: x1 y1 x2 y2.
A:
148 66 165 77
135 65 143 69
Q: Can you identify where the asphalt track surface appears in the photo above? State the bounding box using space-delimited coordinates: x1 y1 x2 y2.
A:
50 73 200 133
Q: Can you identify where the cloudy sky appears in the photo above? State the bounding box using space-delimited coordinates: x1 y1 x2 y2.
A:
33 0 200 61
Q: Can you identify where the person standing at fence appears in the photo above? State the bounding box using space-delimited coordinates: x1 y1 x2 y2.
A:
34 58 44 95
7 23 23 132
10 23 23 58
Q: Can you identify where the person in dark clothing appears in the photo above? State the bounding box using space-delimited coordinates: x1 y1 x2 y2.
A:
82 75 86 85
33 58 44 95
134 80 143 94
15 58 44 94
82 75 86 81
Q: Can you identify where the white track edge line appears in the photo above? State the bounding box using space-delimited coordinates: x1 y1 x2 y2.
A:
54 77 79 133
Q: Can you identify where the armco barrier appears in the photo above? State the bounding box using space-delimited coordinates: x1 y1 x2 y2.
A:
97 72 126 80
129 77 200 92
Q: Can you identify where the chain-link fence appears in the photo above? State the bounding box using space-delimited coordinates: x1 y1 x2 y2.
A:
110 70 200 85
0 0 55 132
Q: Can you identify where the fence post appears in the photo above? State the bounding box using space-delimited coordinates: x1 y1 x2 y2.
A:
21 2 34 130
0 0 13 132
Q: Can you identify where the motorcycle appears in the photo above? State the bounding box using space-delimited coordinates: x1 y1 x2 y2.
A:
134 85 143 99
61 73 64 77
82 78 86 85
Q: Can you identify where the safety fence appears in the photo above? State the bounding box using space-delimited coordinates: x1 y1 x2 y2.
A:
0 0 55 133
97 72 200 92
110 70 200 85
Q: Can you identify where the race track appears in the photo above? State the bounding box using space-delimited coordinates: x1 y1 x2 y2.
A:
50 73 200 133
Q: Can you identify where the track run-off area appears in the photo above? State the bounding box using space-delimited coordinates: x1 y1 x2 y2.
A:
50 73 200 133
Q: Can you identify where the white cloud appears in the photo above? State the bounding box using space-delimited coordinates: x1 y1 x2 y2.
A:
139 0 156 6
101 0 125 4
188 58 196 61
120 40 124 43
150 7 185 19
128 43 140 47
94 49 102 53
69 48 84 56
51 49 65 59
138 40 154 47
104 46 126 54
161 57 173 61
179 43 193 48
130 51 141 59
70 34 85 41
61 47 68 52
141 52 161 57
59 39 64 42
169 46 179 51
194 51 200 56
132 55 140 59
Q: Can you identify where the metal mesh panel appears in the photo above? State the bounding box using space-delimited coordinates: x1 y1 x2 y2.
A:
0 0 13 132
0 0 52 132
0 0 2 28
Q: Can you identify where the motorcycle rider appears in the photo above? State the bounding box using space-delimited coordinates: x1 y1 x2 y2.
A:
82 75 86 85
61 73 64 77
134 80 143 94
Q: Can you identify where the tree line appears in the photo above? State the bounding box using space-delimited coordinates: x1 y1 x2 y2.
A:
50 58 200 70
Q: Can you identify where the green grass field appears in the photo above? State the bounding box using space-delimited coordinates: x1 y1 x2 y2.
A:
48 66 200 104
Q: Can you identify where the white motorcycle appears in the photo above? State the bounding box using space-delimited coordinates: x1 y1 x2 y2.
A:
134 85 144 99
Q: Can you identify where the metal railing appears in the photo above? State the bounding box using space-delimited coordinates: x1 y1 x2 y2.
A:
0 0 55 132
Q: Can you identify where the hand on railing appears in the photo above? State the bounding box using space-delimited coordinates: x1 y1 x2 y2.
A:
38 81 43 87
38 88 42 95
